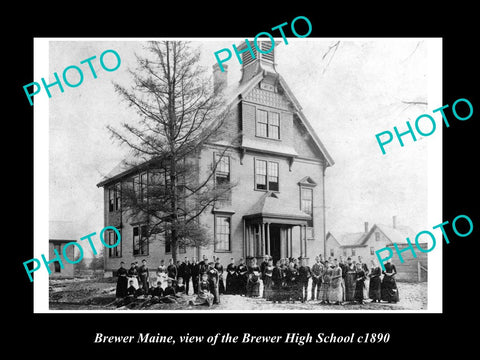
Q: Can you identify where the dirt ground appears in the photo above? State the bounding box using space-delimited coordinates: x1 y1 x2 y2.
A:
49 277 427 311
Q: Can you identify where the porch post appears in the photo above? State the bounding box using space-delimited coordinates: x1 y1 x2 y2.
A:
250 224 255 257
303 224 307 258
289 227 293 257
299 225 304 257
260 222 264 257
266 222 270 256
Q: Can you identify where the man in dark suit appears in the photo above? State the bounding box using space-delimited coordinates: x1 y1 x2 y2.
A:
138 259 150 293
181 257 192 295
167 258 177 283
190 257 199 294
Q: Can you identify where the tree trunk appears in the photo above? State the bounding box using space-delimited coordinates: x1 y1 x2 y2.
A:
169 155 178 262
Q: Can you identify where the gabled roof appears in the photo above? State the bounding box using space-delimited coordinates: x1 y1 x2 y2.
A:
327 223 423 248
98 51 334 187
227 72 334 167
369 224 423 245
328 231 368 247
97 151 154 187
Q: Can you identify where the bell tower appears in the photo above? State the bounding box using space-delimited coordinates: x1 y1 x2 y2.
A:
237 40 279 83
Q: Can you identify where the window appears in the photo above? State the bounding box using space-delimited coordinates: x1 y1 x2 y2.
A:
108 188 115 212
215 216 231 252
269 112 280 139
133 176 140 200
255 159 279 191
330 248 334 257
140 225 149 255
109 183 121 212
375 232 380 241
54 244 61 273
351 248 356 256
256 110 268 138
215 153 231 204
256 110 280 139
370 247 375 255
140 172 148 202
300 187 313 229
300 188 313 215
268 162 279 191
115 183 121 211
133 225 149 256
179 244 186 254
255 160 267 190
108 230 122 258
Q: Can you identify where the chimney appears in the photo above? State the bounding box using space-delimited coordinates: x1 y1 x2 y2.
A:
212 63 228 93
364 222 369 233
392 216 397 229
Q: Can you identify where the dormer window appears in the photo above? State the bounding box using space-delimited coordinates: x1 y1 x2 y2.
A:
256 109 280 139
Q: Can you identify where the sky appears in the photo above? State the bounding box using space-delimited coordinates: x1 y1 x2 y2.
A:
46 38 438 257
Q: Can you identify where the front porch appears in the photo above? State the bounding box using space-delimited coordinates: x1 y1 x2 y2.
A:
242 191 312 263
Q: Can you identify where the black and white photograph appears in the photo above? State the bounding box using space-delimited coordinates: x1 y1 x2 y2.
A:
34 38 442 313
14 6 480 356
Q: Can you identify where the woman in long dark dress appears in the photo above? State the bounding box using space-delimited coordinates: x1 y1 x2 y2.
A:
225 258 237 295
354 263 367 304
115 262 128 298
381 259 400 303
368 259 382 302
262 258 274 300
214 258 225 294
272 260 283 302
344 258 356 303
285 261 301 302
237 258 248 296
319 260 331 304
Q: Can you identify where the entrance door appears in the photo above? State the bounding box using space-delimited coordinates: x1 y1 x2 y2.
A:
269 225 281 263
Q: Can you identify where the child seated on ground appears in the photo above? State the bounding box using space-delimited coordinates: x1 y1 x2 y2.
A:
175 277 186 294
189 273 214 307
163 279 176 297
127 280 136 296
135 282 146 299
150 281 164 298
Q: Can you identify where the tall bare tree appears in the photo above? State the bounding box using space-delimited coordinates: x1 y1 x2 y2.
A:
108 41 236 261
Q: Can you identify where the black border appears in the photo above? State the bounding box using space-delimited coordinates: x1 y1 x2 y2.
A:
13 6 479 355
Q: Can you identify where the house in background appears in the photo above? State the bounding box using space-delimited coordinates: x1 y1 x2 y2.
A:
97 41 335 275
49 221 76 278
326 216 428 282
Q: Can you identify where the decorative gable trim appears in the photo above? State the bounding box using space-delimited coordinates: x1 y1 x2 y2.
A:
298 176 317 187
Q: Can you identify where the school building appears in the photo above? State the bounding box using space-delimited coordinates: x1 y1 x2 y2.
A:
97 41 335 275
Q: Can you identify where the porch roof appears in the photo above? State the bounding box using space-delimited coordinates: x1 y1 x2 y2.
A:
243 192 311 225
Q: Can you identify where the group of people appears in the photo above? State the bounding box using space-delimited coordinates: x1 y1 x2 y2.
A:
115 257 225 307
114 254 400 308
